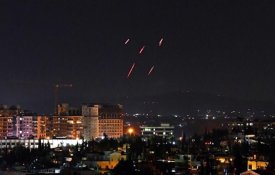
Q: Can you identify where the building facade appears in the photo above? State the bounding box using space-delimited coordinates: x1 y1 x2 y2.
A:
0 104 124 141
140 123 174 138
0 105 35 139
33 115 51 139
0 139 83 149
82 104 99 140
15 115 33 139
52 115 83 139
83 104 124 140
98 104 124 139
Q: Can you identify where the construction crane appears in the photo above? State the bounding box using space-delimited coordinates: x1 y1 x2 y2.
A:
54 84 73 114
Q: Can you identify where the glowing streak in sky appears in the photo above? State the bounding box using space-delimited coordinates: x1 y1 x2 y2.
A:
159 38 163 47
147 65 155 76
139 45 145 54
127 63 136 78
124 38 130 45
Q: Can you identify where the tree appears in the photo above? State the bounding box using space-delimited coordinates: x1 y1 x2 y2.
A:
232 144 247 174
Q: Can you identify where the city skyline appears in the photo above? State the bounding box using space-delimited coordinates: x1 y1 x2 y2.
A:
0 1 275 174
1 1 275 113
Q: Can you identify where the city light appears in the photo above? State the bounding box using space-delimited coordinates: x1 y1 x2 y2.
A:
127 128 134 135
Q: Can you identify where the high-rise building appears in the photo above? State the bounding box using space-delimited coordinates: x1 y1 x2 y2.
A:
52 115 83 139
82 104 124 140
82 104 99 140
0 105 22 139
15 114 33 139
98 104 124 139
33 115 51 139
52 104 84 139
0 115 13 139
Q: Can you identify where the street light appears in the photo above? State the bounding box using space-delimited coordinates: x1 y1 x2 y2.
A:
128 128 134 135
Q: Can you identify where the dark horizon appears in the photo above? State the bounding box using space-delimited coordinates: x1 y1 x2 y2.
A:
1 0 275 113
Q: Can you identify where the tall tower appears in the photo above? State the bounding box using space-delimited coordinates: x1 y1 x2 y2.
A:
82 104 99 140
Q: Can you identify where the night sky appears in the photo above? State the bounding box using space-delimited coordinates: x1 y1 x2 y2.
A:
1 0 275 113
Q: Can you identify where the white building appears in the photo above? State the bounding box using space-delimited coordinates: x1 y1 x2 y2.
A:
16 115 33 139
7 114 34 139
140 123 174 138
0 139 83 149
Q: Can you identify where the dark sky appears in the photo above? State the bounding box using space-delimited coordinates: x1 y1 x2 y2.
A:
1 0 275 113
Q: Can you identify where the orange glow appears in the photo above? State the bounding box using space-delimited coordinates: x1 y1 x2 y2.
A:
128 128 134 135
